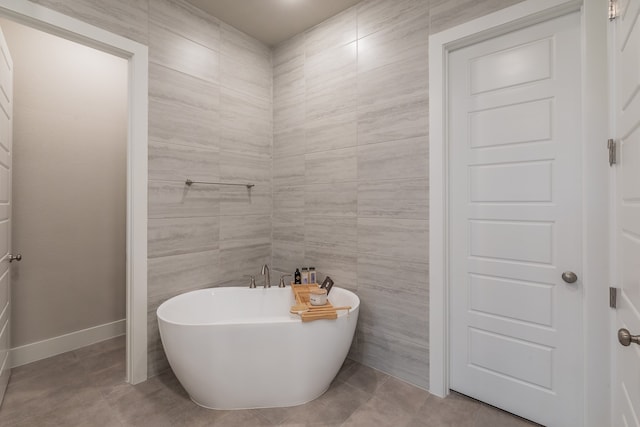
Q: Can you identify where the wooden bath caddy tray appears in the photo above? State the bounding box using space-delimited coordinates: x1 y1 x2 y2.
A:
290 284 350 322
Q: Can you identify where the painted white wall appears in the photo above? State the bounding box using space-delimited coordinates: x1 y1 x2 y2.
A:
0 17 128 347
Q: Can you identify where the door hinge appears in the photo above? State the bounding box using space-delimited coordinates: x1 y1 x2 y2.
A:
608 138 617 166
610 287 618 308
610 0 618 20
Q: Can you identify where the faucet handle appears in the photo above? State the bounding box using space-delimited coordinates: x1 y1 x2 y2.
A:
279 274 292 288
244 275 256 289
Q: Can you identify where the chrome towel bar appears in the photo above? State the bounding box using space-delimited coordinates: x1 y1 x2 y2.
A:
185 179 254 189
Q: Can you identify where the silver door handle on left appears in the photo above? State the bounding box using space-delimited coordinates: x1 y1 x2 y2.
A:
618 328 640 346
8 254 21 262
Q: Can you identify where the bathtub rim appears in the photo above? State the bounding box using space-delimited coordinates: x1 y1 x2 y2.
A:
156 286 360 328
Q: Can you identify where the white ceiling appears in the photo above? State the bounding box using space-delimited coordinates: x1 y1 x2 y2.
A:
185 0 363 47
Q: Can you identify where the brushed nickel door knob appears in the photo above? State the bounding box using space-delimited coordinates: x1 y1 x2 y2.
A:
618 328 640 347
561 271 578 283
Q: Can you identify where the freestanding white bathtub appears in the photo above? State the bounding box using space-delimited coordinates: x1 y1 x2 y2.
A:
157 286 359 410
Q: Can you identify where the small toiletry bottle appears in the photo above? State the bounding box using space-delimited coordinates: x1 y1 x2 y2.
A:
309 267 316 284
294 268 301 284
301 267 309 284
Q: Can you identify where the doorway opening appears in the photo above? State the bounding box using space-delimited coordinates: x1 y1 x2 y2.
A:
1 16 128 368
0 1 148 384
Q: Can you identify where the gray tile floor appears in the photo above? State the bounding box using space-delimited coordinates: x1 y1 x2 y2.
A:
0 337 539 426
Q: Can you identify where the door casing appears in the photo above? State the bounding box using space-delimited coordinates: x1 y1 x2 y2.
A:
428 0 611 426
0 0 149 384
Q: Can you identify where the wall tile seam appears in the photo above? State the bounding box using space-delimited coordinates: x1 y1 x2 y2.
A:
147 61 219 87
219 48 273 69
354 252 429 265
357 277 430 291
302 214 358 220
147 213 223 219
273 92 305 105
147 247 220 259
149 24 221 55
302 180 358 187
303 41 357 62
353 323 430 349
352 336 429 366
356 321 430 345
220 196 271 206
148 283 221 303
218 137 274 150
302 11 358 59
357 217 429 223
355 22 429 45
149 63 222 96
355 134 429 148
220 27 272 58
220 244 272 252
353 250 430 264
355 88 429 107
271 145 358 159
219 48 272 72
218 210 274 218
148 97 221 122
149 35 273 105
153 0 224 28
295 176 429 186
270 45 276 252
354 4 431 40
148 214 222 220
148 286 222 301
148 216 222 222
355 215 429 221
220 41 273 69
147 178 225 185
220 151 273 161
149 22 222 56
149 139 221 153
356 176 430 184
219 216 272 225
148 249 220 260
304 241 357 249
354 7 362 159
219 82 273 105
146 0 151 44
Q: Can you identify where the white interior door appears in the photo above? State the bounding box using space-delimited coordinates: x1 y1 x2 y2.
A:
612 0 640 425
0 24 12 405
448 12 583 426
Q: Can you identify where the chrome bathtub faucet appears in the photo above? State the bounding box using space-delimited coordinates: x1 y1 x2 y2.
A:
261 264 270 288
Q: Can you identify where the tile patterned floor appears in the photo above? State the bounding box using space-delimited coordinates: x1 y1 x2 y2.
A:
0 337 540 426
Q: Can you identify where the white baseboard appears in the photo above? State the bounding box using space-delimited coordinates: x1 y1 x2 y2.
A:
10 319 126 368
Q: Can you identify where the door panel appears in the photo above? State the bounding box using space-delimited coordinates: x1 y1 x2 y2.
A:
614 0 640 424
449 12 582 427
469 38 552 94
0 24 12 406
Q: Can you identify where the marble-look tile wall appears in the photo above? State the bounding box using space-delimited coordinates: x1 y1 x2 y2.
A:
29 0 273 376
147 3 272 376
272 0 523 390
27 0 524 385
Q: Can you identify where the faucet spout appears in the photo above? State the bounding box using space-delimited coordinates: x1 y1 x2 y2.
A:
261 264 270 288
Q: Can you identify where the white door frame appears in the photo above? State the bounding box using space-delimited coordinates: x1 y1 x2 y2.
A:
428 0 611 425
0 0 148 384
